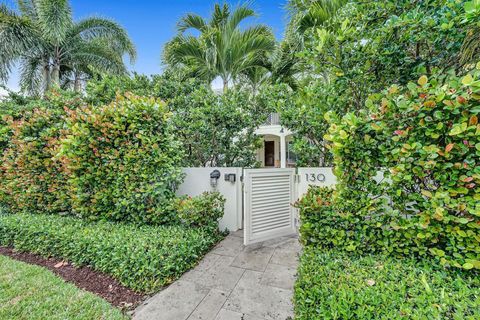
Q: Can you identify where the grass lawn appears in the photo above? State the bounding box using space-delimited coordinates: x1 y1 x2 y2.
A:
0 255 126 320
294 246 480 320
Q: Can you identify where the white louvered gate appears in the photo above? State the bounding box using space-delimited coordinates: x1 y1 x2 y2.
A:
243 169 297 245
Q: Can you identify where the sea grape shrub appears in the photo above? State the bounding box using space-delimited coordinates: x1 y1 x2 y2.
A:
317 67 480 270
175 192 226 228
57 94 184 224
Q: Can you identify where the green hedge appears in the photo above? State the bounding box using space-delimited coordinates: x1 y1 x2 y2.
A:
0 107 69 214
0 213 223 293
317 68 480 269
0 94 185 224
294 247 480 320
57 94 184 224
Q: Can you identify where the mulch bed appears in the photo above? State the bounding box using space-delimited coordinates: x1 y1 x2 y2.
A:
0 246 146 310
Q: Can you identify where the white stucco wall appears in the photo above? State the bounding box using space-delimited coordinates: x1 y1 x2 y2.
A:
176 167 243 231
297 167 337 198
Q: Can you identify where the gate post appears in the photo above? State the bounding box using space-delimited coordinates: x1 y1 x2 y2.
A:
280 135 286 168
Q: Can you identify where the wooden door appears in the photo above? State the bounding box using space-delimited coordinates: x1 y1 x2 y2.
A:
264 141 275 167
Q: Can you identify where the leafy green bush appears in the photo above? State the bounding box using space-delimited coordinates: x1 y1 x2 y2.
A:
0 213 223 293
1 94 185 225
86 74 267 168
294 247 480 320
296 187 338 247
313 68 480 269
84 71 201 106
176 192 225 228
0 89 82 153
0 107 69 214
57 94 184 224
0 90 84 213
170 86 265 167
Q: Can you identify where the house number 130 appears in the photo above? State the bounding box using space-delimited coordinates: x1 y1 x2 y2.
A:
305 173 326 183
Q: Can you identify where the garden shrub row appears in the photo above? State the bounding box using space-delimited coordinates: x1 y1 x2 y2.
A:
294 246 480 320
0 213 224 293
0 94 222 226
297 68 480 270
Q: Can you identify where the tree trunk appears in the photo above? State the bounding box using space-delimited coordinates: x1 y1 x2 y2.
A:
51 63 60 87
222 77 228 93
74 72 81 92
51 49 61 87
42 62 51 95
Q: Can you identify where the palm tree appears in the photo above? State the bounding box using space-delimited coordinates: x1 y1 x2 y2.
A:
163 3 275 92
264 0 347 88
0 0 136 95
287 0 347 34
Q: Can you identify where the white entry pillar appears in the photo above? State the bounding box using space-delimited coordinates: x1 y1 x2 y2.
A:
280 134 286 168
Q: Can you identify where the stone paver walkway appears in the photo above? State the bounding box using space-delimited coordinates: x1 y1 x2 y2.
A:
133 230 301 320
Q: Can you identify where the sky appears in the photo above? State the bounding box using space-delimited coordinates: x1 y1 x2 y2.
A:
2 0 290 92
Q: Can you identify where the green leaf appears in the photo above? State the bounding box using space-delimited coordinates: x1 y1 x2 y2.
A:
449 123 467 136
462 263 474 270
418 75 428 86
462 74 474 86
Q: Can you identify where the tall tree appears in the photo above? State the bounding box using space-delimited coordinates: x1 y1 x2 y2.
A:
262 0 347 90
163 3 275 92
0 0 136 95
287 0 347 35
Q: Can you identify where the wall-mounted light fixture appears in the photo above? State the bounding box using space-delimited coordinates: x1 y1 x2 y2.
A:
210 170 221 188
224 173 236 183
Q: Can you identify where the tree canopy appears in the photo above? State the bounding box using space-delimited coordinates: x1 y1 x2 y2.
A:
0 0 136 96
163 3 275 91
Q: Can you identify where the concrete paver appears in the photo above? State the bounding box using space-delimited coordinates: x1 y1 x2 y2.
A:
133 231 300 320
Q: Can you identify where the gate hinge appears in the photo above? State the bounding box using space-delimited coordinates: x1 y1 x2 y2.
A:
294 174 301 183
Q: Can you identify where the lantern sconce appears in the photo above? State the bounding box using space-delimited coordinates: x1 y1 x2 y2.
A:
210 170 221 188
224 173 236 183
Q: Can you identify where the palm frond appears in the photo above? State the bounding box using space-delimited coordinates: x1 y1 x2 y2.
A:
164 2 275 90
68 17 136 62
67 42 127 75
290 0 347 33
226 4 255 31
177 13 207 33
0 4 39 83
210 3 230 28
17 0 38 20
36 0 73 45
19 56 44 96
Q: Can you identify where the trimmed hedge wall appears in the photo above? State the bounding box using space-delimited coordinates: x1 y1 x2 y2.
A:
0 95 186 225
0 107 69 214
294 247 480 320
57 94 184 224
0 213 223 293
